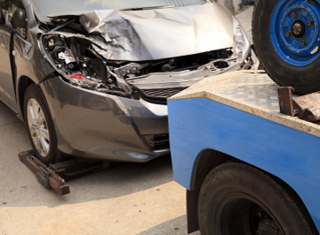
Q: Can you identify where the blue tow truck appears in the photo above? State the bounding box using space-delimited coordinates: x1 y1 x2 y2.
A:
168 70 320 234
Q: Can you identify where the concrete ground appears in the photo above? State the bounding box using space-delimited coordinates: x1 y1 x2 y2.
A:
0 98 199 235
0 7 253 235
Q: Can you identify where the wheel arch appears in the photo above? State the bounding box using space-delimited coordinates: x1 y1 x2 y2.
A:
186 148 317 234
17 75 36 120
186 148 233 233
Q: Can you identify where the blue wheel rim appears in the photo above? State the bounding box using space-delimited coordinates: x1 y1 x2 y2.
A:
270 0 320 66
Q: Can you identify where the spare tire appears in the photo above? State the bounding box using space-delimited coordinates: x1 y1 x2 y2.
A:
253 0 320 94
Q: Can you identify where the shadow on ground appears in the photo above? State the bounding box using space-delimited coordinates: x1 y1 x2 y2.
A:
0 100 174 208
138 215 200 235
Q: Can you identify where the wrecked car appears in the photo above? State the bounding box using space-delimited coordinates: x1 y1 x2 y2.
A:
0 0 253 164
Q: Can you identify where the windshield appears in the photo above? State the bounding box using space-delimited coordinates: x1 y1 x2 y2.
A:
32 0 207 19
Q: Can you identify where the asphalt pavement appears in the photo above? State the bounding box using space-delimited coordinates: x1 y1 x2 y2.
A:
0 7 253 235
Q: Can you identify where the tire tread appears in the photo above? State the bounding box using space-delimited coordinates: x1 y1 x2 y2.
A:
199 161 318 235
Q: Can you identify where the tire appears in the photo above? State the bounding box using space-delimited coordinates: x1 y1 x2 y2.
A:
24 84 62 165
253 0 320 94
198 161 318 235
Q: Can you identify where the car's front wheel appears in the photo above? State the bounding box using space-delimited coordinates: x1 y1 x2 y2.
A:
24 84 61 165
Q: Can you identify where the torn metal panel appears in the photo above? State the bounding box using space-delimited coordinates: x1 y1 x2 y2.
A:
48 3 235 61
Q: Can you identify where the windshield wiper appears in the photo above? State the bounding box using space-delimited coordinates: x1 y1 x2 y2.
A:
121 5 175 11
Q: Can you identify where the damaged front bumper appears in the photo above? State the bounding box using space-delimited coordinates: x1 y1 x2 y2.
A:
40 76 170 162
127 56 251 103
38 54 250 162
38 50 252 162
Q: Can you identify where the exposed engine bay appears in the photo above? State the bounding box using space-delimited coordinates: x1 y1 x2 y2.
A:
35 4 254 103
34 3 255 103
40 34 130 97
40 32 251 102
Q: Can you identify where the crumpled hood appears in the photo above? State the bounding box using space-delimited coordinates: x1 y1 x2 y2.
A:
49 3 235 61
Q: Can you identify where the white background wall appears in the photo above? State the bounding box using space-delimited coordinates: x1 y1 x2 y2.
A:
215 0 248 12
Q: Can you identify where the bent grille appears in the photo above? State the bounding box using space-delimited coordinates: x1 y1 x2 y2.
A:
141 87 186 99
148 134 170 150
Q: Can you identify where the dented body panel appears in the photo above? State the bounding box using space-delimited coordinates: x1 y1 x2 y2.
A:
0 0 252 162
40 76 169 162
48 3 235 61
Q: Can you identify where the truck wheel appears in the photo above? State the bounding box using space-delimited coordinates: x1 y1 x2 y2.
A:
24 84 62 165
198 162 317 235
253 0 320 94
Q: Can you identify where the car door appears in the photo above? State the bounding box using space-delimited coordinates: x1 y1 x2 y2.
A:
0 0 18 111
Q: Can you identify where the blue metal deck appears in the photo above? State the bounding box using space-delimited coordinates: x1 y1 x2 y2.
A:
168 71 320 231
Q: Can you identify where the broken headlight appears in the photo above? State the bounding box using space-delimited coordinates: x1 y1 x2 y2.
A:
233 17 250 63
38 33 131 96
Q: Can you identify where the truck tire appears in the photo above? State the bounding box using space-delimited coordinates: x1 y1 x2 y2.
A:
198 161 318 235
253 0 320 94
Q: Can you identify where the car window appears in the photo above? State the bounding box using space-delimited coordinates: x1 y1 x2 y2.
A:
32 0 208 19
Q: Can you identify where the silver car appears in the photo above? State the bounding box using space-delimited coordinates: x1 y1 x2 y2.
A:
0 0 252 164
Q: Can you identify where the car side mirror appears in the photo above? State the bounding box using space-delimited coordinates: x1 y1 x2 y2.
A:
11 8 27 38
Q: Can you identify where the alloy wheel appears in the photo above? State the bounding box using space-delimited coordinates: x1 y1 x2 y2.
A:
26 98 50 158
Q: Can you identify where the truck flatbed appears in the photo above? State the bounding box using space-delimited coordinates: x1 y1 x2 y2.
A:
168 70 320 234
172 70 320 136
